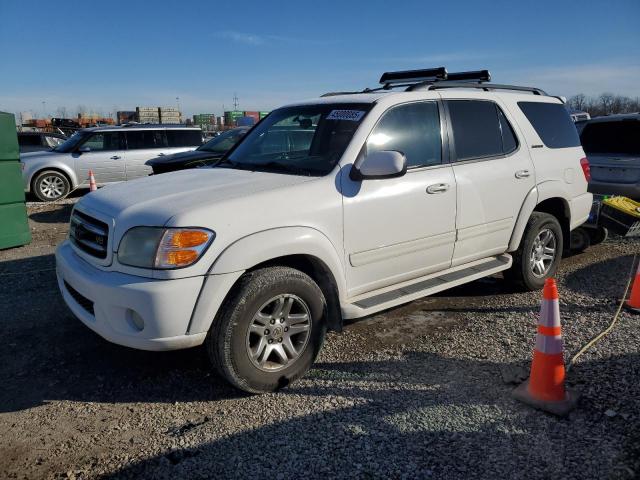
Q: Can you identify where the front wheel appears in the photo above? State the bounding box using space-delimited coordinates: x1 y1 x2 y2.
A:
505 212 563 290
206 266 327 393
32 170 70 202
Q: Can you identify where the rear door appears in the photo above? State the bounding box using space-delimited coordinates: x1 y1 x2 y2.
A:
74 131 126 184
123 130 168 180
440 94 535 266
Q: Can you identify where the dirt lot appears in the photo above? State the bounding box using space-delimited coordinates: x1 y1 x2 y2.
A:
1 199 639 479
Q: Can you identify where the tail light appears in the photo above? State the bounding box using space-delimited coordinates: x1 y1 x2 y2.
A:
580 157 591 182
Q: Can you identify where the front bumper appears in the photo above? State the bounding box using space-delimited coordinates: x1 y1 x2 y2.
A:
55 240 207 351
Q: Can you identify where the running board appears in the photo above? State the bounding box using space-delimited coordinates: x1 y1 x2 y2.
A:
341 254 512 319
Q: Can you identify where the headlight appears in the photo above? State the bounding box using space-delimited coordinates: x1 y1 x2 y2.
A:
118 227 215 269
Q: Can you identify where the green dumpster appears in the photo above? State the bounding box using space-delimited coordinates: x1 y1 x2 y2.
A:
0 111 31 249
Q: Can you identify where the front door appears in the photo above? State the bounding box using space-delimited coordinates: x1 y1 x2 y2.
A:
342 101 457 297
74 131 126 185
440 94 536 266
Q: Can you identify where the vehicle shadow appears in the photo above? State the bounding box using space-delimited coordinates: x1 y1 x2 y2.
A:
28 203 74 224
104 351 640 480
0 254 243 413
563 254 637 300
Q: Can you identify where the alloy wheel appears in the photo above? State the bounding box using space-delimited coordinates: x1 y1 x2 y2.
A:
245 294 312 372
40 175 65 199
529 228 557 277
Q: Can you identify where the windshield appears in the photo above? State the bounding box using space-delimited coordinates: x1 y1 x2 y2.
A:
581 121 640 155
53 131 89 153
199 128 246 153
222 103 371 176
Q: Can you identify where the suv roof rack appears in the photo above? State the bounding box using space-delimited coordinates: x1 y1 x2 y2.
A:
321 67 547 97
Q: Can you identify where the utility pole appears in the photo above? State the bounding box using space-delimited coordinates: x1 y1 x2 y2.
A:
41 101 46 118
233 93 239 112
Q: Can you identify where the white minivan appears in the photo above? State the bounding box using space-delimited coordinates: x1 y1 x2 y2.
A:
21 125 203 201
55 68 592 393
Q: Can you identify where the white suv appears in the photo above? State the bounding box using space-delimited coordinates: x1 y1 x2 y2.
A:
55 68 592 393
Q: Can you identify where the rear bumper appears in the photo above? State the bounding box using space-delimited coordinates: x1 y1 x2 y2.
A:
570 192 593 230
588 181 640 201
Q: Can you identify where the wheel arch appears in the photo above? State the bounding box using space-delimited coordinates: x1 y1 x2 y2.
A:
508 182 571 251
30 166 77 192
189 227 347 335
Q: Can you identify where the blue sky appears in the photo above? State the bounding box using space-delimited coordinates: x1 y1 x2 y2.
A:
1 0 639 118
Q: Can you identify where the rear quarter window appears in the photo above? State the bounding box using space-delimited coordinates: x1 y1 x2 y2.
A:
518 102 580 149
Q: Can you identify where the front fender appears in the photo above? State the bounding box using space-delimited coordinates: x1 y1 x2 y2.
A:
210 226 347 297
23 159 78 191
186 227 347 336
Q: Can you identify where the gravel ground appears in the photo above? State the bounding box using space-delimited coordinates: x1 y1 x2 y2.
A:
0 199 638 480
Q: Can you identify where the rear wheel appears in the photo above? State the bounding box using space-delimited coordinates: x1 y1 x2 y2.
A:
505 212 563 290
33 170 70 202
206 266 326 393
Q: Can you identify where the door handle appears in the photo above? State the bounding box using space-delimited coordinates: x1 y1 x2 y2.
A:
515 169 531 179
158 153 165 156
110 155 121 160
426 183 450 194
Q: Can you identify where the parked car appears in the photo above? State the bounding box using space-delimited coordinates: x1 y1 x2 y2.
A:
580 113 640 200
146 127 249 174
55 68 592 393
17 131 66 153
21 125 203 201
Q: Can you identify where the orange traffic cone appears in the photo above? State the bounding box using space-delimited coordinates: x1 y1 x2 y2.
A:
88 170 97 192
626 261 640 313
513 278 579 416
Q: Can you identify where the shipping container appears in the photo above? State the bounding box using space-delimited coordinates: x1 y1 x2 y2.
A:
259 111 270 119
236 116 256 127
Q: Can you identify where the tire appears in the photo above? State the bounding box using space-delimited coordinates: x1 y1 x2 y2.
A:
206 266 327 393
587 226 608 246
505 212 563 291
569 227 591 254
32 170 70 202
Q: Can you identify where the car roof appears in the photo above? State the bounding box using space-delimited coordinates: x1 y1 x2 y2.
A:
585 113 640 124
81 125 201 133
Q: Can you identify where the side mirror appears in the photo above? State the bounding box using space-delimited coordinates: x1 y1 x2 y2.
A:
78 146 91 153
350 150 407 180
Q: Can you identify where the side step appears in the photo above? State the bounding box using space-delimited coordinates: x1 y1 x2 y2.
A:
341 254 512 319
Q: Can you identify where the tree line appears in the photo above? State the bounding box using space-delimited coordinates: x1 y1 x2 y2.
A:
568 93 640 117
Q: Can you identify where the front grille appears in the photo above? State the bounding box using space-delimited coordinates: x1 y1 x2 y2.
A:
64 281 95 315
69 210 109 259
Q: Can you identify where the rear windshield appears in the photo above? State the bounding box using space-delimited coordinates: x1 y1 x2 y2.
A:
518 102 581 149
580 121 640 155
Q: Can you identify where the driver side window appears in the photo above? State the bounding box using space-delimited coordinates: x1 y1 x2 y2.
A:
82 132 124 151
367 102 442 169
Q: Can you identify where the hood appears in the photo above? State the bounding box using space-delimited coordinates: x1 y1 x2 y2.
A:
77 167 313 240
146 149 221 166
20 150 62 161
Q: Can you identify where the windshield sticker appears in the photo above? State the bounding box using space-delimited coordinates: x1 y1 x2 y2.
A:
326 110 366 121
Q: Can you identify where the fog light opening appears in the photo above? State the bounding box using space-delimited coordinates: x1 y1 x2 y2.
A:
128 310 145 332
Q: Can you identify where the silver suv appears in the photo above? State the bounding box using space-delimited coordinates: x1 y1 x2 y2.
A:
21 125 203 201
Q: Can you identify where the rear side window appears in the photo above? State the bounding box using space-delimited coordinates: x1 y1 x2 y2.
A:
447 100 518 161
518 102 580 148
367 101 442 168
126 130 167 150
580 121 640 155
166 130 202 148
